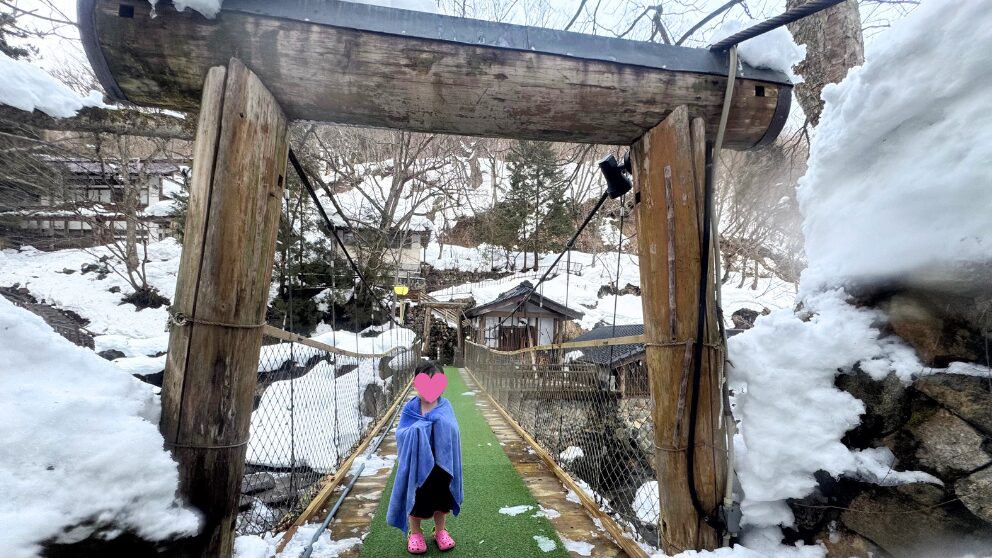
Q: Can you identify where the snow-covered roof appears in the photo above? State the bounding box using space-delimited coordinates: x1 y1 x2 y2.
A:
47 159 184 176
465 280 583 320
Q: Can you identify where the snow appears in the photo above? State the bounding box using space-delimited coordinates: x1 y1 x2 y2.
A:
559 446 584 461
113 354 167 374
661 531 825 558
351 452 397 477
851 447 942 487
632 481 660 524
233 524 361 558
149 0 222 18
0 240 182 340
533 535 558 552
560 536 594 556
0 297 198 558
499 504 534 516
94 333 169 358
710 22 806 81
0 52 105 118
143 199 179 217
427 244 796 330
248 350 399 471
728 289 931 528
797 1 992 294
533 505 561 519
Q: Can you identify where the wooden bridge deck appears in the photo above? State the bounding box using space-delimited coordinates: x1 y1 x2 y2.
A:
316 368 627 557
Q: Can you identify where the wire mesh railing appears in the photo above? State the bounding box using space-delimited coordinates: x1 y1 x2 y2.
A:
464 339 662 549
236 325 419 535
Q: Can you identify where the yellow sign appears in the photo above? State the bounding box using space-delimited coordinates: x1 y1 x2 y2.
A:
394 285 410 296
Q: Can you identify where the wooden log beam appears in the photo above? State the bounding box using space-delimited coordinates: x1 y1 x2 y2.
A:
160 58 289 558
630 106 727 553
80 0 791 149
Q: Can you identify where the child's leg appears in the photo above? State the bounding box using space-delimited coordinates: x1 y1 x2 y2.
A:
410 516 423 535
433 511 446 531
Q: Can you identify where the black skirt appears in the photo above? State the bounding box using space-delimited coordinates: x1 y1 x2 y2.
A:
410 465 455 519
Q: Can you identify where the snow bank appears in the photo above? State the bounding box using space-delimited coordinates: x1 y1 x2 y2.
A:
798 1 992 293
0 240 181 340
427 244 796 330
233 524 361 558
0 297 198 558
632 481 660 524
248 360 376 471
711 22 805 80
559 446 584 461
728 289 928 528
149 0 222 18
0 52 105 118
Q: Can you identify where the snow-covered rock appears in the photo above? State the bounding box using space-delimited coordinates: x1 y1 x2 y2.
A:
0 297 198 558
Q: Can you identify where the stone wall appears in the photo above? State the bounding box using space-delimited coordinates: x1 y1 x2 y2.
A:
791 287 992 557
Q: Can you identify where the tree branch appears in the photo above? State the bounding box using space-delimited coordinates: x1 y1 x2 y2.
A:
676 0 742 45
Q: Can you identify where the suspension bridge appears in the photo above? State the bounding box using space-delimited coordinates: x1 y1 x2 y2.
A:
71 0 847 555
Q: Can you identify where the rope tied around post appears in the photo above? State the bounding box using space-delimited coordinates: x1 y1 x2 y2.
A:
167 310 267 330
165 439 251 450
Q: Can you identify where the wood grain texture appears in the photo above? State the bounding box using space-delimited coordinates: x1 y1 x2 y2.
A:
630 106 727 553
88 0 788 149
160 58 289 558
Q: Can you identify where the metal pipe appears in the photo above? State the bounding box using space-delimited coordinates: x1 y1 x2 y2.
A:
709 0 846 51
300 385 411 558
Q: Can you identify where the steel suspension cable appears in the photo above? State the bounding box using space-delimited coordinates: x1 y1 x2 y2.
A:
287 147 402 329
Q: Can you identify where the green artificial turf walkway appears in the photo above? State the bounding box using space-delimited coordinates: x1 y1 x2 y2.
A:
359 368 570 558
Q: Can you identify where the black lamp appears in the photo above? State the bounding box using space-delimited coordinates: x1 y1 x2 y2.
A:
598 152 633 199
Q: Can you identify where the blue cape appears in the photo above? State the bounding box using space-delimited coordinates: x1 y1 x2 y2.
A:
386 396 463 533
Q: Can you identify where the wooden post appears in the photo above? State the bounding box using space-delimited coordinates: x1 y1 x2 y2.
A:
630 106 727 553
455 316 464 366
161 58 289 558
422 307 432 357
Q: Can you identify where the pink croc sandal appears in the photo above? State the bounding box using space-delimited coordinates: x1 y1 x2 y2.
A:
408 533 427 555
434 527 456 551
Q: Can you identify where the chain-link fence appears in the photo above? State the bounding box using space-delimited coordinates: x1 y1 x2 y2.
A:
465 340 661 549
236 327 419 535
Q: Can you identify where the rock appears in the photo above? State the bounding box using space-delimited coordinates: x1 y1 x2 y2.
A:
731 308 760 329
815 521 888 558
361 383 386 417
957 466 992 524
241 472 276 495
885 294 980 366
258 475 297 506
841 483 992 558
915 373 992 437
907 408 991 477
98 349 127 361
838 370 910 442
108 286 121 294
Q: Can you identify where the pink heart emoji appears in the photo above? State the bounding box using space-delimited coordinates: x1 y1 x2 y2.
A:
413 372 448 404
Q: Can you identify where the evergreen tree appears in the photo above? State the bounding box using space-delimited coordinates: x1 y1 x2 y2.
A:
495 140 570 270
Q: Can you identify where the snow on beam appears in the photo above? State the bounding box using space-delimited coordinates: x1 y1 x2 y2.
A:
79 0 791 149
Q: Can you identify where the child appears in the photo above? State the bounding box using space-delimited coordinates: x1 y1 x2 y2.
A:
387 361 464 554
